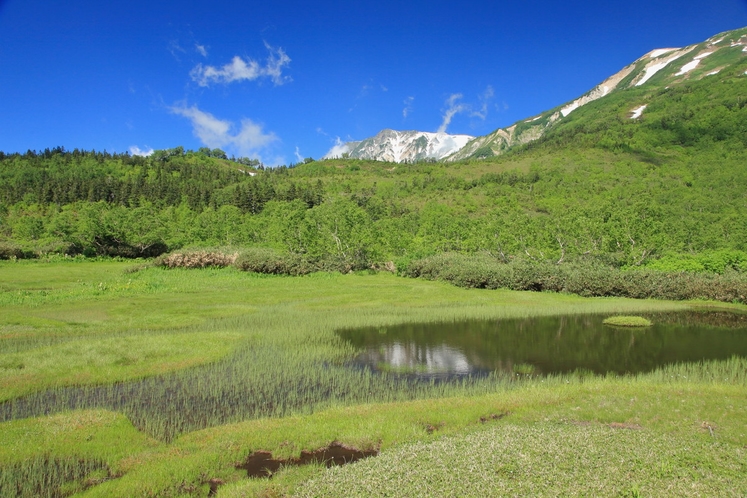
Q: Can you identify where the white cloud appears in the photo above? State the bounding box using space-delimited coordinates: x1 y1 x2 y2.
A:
168 40 186 60
471 85 495 120
437 86 494 133
190 43 291 87
358 84 372 98
129 146 154 157
402 96 415 118
437 93 467 133
324 137 352 159
195 44 208 57
170 103 279 160
294 146 304 163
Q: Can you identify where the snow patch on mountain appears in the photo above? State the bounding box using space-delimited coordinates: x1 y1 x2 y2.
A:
648 48 677 58
635 48 691 86
630 105 647 119
676 52 713 76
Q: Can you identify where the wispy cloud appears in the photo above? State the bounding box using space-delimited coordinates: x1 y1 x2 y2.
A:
356 80 388 99
170 103 279 161
402 96 415 118
190 43 291 87
324 137 352 159
437 86 495 133
129 146 153 157
471 85 495 120
168 40 187 61
437 93 468 133
294 146 304 163
195 44 208 57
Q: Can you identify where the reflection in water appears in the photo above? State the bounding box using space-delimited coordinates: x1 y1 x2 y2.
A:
338 311 747 378
363 343 471 374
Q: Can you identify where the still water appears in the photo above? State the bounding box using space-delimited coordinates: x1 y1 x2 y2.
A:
338 311 747 378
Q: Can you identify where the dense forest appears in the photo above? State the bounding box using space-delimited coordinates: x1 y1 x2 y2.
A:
2 68 747 279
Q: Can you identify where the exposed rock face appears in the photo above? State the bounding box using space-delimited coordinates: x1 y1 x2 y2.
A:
323 129 473 163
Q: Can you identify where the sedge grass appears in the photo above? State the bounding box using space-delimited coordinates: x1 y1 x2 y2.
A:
76 368 747 497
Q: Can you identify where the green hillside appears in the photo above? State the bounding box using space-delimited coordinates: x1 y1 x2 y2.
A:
2 28 747 299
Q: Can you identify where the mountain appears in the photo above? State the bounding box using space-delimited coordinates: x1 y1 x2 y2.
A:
325 27 747 164
323 129 473 163
447 26 747 161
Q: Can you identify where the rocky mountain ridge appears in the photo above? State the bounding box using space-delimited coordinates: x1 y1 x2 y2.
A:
323 129 473 163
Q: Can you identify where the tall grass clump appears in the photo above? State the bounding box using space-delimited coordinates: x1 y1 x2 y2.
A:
0 456 108 498
0 336 518 442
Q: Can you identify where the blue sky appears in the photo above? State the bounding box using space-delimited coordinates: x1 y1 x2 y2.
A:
1 0 746 165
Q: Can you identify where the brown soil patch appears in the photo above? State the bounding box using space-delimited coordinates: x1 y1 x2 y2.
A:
608 422 643 430
480 412 510 423
570 420 593 427
207 478 225 496
237 442 379 478
700 421 716 436
424 421 445 434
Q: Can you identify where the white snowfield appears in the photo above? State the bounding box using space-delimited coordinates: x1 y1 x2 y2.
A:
648 48 677 58
324 130 473 163
630 105 647 119
636 51 688 86
675 52 713 76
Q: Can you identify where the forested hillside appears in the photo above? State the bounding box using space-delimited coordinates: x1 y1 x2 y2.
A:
2 43 747 279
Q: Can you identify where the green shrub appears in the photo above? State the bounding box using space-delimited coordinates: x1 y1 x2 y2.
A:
233 248 318 275
644 250 747 274
0 241 25 260
156 250 238 269
405 253 747 304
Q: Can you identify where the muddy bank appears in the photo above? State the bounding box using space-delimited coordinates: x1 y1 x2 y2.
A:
236 442 379 478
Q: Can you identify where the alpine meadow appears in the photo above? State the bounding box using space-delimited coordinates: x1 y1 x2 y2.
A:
2 24 747 498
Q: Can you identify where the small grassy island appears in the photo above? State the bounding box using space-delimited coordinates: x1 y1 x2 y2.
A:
602 316 653 327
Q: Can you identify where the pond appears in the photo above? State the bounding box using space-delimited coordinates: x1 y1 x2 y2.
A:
337 311 747 378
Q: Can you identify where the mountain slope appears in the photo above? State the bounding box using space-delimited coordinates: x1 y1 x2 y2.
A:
447 26 747 161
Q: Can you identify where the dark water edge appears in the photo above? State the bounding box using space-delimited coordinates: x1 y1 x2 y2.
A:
338 311 747 378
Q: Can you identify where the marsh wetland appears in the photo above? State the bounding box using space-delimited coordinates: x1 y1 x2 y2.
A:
1 261 746 497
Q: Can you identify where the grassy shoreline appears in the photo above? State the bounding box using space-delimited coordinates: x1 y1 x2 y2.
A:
1 260 746 496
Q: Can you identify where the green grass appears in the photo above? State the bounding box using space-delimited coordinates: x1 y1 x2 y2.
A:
602 315 653 327
294 422 745 497
1 260 745 496
0 331 243 401
78 377 747 497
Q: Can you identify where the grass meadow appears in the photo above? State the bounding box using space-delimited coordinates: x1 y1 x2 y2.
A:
1 259 746 496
